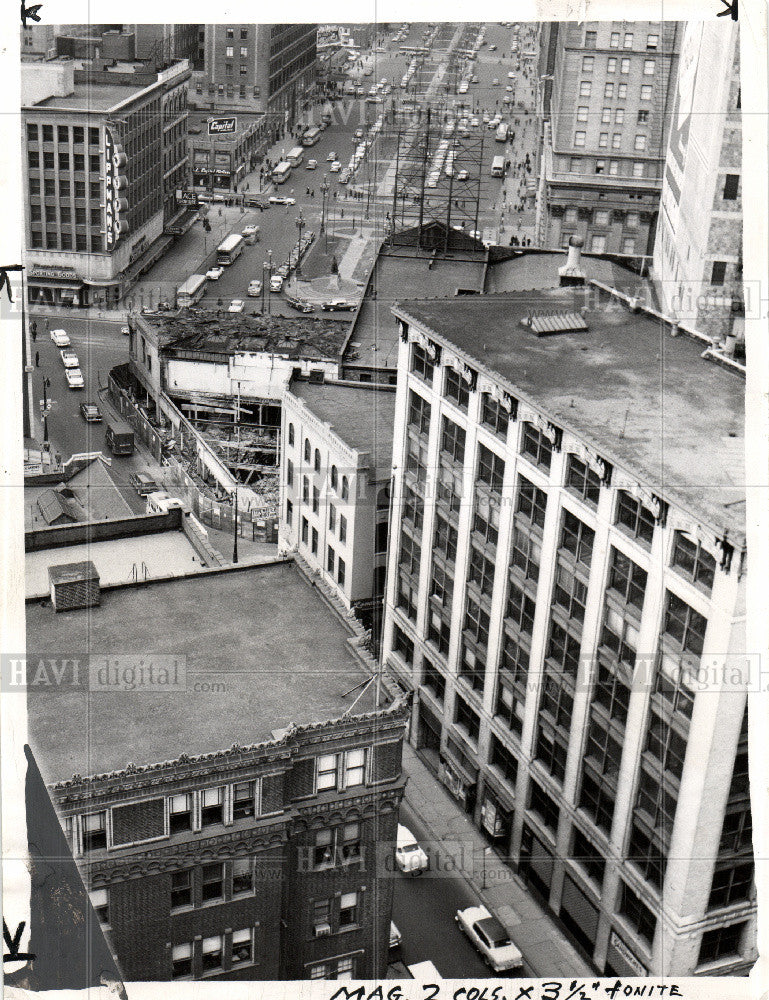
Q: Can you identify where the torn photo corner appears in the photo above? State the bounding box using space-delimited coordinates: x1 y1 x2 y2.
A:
1 5 767 999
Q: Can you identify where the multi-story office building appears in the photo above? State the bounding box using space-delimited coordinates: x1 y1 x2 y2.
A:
192 25 317 129
27 560 408 981
279 381 395 634
188 110 272 194
654 22 743 345
131 24 201 66
381 280 753 976
21 56 193 308
537 21 681 257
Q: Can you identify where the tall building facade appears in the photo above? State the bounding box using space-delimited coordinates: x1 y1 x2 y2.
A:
380 287 753 977
22 57 192 308
192 24 317 128
653 23 742 345
537 22 681 257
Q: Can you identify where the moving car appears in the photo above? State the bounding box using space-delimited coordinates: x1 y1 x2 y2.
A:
121 324 130 336
50 328 70 348
79 402 102 422
455 906 523 973
457 169 469 181
65 368 85 390
269 195 296 206
330 160 342 172
247 280 263 297
492 78 500 86
508 71 516 79
130 472 159 496
206 266 224 281
506 85 513 92
321 298 355 312
339 168 351 184
269 274 284 293
395 824 429 874
228 299 245 313
60 349 80 369
285 294 314 313
241 225 260 244
306 159 318 170
327 151 338 161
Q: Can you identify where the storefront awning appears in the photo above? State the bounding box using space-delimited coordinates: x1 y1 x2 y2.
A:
28 277 84 290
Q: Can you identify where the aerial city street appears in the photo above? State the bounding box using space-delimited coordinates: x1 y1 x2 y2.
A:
16 18 752 989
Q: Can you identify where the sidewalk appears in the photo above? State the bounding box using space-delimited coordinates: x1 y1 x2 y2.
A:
401 741 593 978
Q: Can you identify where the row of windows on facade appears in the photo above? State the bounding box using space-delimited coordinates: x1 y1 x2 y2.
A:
198 82 262 98
583 29 662 50
578 55 658 77
576 105 652 126
575 131 650 152
286 428 352 500
294 475 349 537
73 749 369 852
297 514 347 586
27 124 101 145
560 156 652 179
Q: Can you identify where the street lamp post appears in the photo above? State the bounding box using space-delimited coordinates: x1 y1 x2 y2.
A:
320 174 330 249
295 210 305 278
265 250 273 316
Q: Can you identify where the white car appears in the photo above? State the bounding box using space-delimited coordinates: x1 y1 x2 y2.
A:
269 274 284 293
506 85 514 92
470 117 479 127
269 195 296 206
65 367 85 390
395 824 429 874
503 95 513 104
457 169 469 181
206 266 224 281
389 921 402 950
306 159 318 170
247 280 263 297
228 299 245 313
121 324 130 336
327 151 338 162
330 161 342 173
492 78 500 87
508 71 516 79
50 328 70 348
455 906 523 973
60 349 80 369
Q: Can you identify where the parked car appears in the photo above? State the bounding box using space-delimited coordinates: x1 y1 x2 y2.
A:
228 299 245 313
306 159 318 170
247 280 263 297
508 71 516 79
354 129 363 139
455 906 523 973
130 472 159 496
80 402 102 422
60 349 80 369
269 195 296 206
330 160 342 173
206 266 224 281
212 193 226 203
395 824 429 874
269 274 284 293
389 922 402 950
339 169 351 184
276 264 290 278
492 78 500 87
506 85 513 92
121 324 130 336
65 367 85 390
285 294 314 313
50 328 70 347
457 169 469 181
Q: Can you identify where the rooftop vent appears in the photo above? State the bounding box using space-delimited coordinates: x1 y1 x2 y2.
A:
558 235 586 287
522 310 589 337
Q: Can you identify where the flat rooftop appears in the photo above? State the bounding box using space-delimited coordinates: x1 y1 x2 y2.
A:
291 381 396 472
31 83 144 111
395 288 745 542
26 561 377 786
148 310 350 362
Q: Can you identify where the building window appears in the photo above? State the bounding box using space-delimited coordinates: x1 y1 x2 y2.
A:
441 416 466 464
444 367 470 410
595 160 606 175
521 423 552 471
169 793 192 834
314 822 361 867
591 235 606 253
201 862 224 902
599 133 608 148
311 527 318 555
571 828 606 885
409 390 431 435
241 28 248 38
422 658 446 704
579 81 592 97
634 135 647 151
481 394 510 437
314 448 321 473
711 260 728 285
202 935 223 975
641 84 652 100
411 343 434 382
632 162 644 178
240 46 248 57
560 509 595 568
618 83 627 98
624 32 634 47
516 475 548 532
226 45 234 57
617 881 657 947
82 812 107 851
574 132 586 148
643 59 655 75
622 238 636 255
528 781 559 835
608 547 647 612
232 856 254 895
723 174 739 200
170 869 192 909
582 56 594 71
339 891 358 927
90 888 109 925
317 754 338 791
231 928 254 967
393 624 414 664
200 787 223 826
304 438 311 463
708 861 754 910
330 464 338 491
569 157 582 172
327 546 335 575
584 30 597 48
301 516 308 545
172 943 192 979
698 923 746 965
490 734 518 786
341 477 349 502
610 31 620 47
604 83 614 98
454 696 480 744
601 107 611 123
646 33 659 49
287 459 294 488
607 57 617 73
577 107 589 122
312 486 320 515
671 532 716 593
612 134 622 149
233 781 255 820
615 490 656 545
619 57 629 74
637 109 649 125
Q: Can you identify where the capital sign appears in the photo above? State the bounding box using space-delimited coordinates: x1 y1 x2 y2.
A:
104 127 128 250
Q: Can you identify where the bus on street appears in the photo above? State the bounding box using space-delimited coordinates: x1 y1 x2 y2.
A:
176 273 208 307
216 234 245 266
287 147 305 167
302 127 322 146
495 122 508 143
272 161 292 184
491 155 506 178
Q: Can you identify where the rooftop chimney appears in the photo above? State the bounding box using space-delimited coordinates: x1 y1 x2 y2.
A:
558 236 585 287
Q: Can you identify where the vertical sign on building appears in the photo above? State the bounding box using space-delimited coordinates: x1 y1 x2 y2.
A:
104 127 128 250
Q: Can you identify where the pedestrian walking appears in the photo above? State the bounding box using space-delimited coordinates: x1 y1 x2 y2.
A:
35 351 40 367
31 322 37 341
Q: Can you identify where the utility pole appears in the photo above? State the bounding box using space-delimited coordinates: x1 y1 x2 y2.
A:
232 489 239 564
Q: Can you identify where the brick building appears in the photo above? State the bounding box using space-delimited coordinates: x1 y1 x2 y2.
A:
27 561 408 981
653 22 743 345
380 280 753 976
188 111 272 194
21 56 193 308
536 22 681 257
